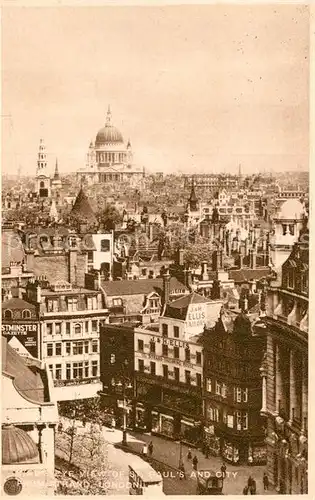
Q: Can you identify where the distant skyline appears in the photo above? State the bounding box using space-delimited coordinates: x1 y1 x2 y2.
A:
2 4 310 176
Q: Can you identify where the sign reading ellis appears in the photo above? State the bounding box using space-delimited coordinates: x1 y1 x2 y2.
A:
2 323 39 358
186 304 206 330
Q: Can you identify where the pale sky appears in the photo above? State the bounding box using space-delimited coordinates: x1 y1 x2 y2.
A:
2 4 310 176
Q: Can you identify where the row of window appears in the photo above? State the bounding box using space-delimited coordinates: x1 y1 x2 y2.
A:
46 296 99 313
48 360 99 380
206 379 248 402
161 324 180 338
46 339 98 357
206 406 248 430
3 309 32 320
137 359 202 386
45 320 99 336
284 269 308 293
137 339 202 364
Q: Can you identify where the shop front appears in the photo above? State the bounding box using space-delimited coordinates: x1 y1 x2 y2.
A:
204 425 220 457
250 443 267 465
222 439 240 465
151 411 175 438
134 404 146 431
180 417 202 446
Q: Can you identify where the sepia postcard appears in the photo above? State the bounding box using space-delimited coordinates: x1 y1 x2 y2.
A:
1 1 312 498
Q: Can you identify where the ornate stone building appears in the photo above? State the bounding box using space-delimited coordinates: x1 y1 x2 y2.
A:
255 222 308 494
2 337 58 496
77 107 145 187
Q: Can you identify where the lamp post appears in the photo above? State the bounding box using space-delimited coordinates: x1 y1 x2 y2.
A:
178 435 184 469
111 359 133 446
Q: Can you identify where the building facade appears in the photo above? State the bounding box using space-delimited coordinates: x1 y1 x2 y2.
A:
2 337 58 496
2 298 40 359
256 224 308 494
77 108 145 187
202 308 266 465
25 279 109 401
133 292 222 443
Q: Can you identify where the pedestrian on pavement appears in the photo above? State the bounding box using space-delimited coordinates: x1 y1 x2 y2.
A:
58 422 63 433
250 479 257 495
221 462 227 479
82 416 86 427
187 448 192 460
142 443 148 456
248 476 254 488
192 455 198 470
111 417 116 430
148 441 153 456
179 465 186 480
243 485 249 495
263 472 269 491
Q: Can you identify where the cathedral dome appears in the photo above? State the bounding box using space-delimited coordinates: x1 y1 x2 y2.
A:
95 107 124 146
278 199 305 220
95 125 124 146
2 425 39 465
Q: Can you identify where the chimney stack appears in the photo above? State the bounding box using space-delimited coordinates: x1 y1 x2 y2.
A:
201 261 209 281
162 270 171 307
249 248 257 269
178 248 185 267
212 250 218 271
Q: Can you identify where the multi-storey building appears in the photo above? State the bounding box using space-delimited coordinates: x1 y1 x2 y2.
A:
134 286 222 444
2 297 40 359
202 307 266 465
255 223 308 494
25 279 109 401
2 337 58 496
99 323 135 428
77 107 145 186
183 174 239 190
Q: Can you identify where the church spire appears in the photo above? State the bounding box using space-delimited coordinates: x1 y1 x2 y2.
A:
54 158 60 180
106 105 112 126
189 176 198 211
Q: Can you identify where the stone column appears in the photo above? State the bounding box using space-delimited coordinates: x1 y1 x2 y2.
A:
261 371 267 413
40 425 55 473
275 343 282 414
289 349 298 423
301 356 308 432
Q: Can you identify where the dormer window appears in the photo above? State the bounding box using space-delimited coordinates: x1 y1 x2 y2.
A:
4 309 12 320
22 309 31 319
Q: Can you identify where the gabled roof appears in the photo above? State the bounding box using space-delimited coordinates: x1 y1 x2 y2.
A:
2 338 48 404
101 277 188 297
163 292 209 320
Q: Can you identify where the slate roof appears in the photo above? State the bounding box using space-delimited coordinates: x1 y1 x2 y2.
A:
228 268 271 283
163 292 209 320
2 338 48 404
101 277 188 297
71 188 97 223
2 298 36 311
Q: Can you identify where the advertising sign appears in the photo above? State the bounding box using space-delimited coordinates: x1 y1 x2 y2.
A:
2 323 39 358
186 303 206 336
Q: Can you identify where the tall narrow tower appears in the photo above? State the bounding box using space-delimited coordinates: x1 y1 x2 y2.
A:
35 138 51 198
188 177 198 212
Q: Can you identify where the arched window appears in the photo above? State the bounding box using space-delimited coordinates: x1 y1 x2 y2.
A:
40 181 45 188
74 323 82 335
22 309 31 319
4 310 12 320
